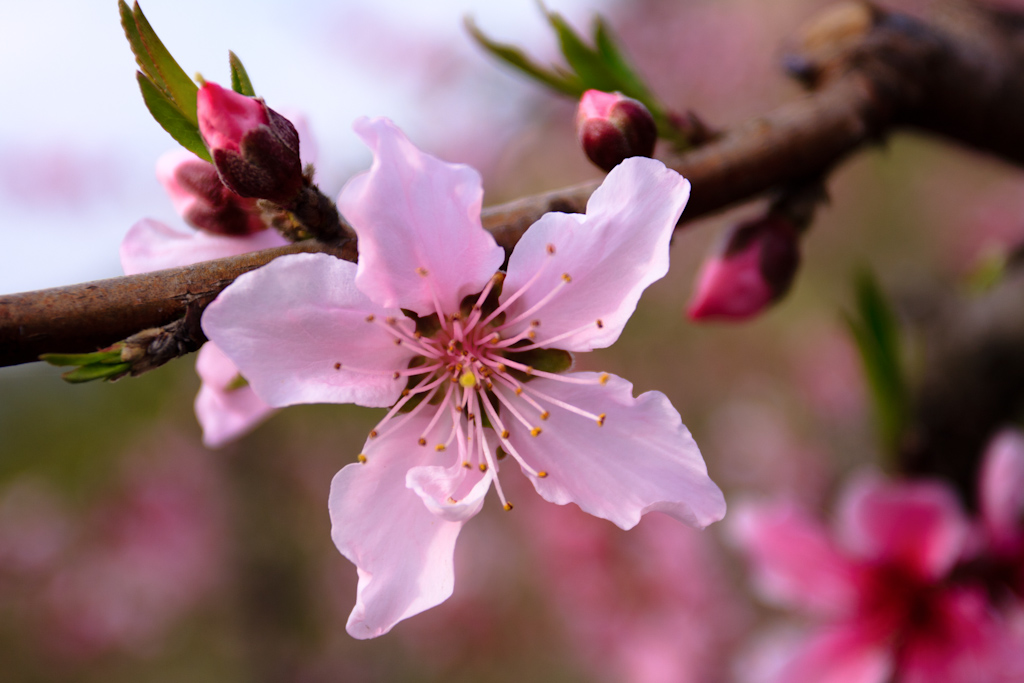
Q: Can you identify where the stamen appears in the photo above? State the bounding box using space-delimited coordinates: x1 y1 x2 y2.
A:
530 427 542 437
494 275 571 332
463 272 505 332
334 362 341 370
511 318 609 351
478 397 546 479
479 250 556 328
499 357 608 385
518 381 607 423
365 314 375 322
357 454 367 464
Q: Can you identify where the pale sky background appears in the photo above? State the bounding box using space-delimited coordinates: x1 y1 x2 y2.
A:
0 0 606 294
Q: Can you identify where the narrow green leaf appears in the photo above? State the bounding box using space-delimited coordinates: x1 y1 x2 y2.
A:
119 0 159 83
61 363 133 384
229 51 256 97
593 19 657 107
844 271 909 452
41 349 123 367
465 17 583 97
543 9 619 93
130 2 199 123
137 72 211 161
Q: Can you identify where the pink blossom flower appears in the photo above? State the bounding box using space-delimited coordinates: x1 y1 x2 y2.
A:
576 89 657 172
974 429 1024 602
121 150 286 448
733 474 1019 683
202 117 726 638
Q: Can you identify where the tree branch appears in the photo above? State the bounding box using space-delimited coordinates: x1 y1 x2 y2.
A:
3 2 1024 369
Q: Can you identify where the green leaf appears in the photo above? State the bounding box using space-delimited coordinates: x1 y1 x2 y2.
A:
61 363 133 384
543 9 619 93
229 51 256 97
137 72 211 161
464 17 583 97
844 271 909 452
41 349 123 367
126 1 199 123
592 18 658 109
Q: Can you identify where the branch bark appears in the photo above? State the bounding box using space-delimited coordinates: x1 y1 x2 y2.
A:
3 2 1024 368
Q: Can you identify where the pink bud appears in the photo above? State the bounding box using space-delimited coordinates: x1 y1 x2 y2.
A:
156 150 266 236
197 82 268 153
576 90 657 172
196 82 303 203
687 215 800 321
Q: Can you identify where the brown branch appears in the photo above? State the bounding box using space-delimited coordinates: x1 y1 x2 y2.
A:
3 2 1024 369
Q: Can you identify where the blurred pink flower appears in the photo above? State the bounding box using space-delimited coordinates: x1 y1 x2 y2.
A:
203 117 725 638
975 429 1024 598
526 500 749 683
42 442 226 659
733 474 1021 683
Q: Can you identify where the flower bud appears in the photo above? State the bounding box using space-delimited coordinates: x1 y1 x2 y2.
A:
576 90 657 172
687 215 800 321
196 82 303 204
156 150 266 236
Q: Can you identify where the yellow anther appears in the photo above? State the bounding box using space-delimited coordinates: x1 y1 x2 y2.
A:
496 363 507 373
596 319 604 329
530 427 543 437
357 454 367 463
334 362 342 370
537 471 548 478
486 381 493 390
459 371 478 388
393 338 402 346
385 316 396 324
369 430 378 438
501 429 510 439
418 438 427 446
546 244 556 255
365 314 375 322
462 461 471 468
528 331 536 339
467 412 476 421
531 320 541 327
402 389 410 397
392 371 400 379
597 413 606 427
561 273 572 283
515 387 523 396
447 496 457 504
435 444 446 452
413 331 423 339
540 411 550 421
599 373 610 385
415 267 429 277
479 463 488 472
503 502 514 511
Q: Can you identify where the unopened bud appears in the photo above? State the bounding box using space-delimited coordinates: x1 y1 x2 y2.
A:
197 82 303 203
156 150 266 236
687 215 800 321
576 90 657 172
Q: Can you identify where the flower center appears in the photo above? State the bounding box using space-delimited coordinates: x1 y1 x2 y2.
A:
356 246 609 511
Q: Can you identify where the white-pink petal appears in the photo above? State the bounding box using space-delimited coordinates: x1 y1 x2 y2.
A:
771 626 892 683
836 474 968 581
330 411 469 639
505 372 725 530
979 429 1024 547
730 501 861 617
500 157 690 352
201 253 417 409
120 218 287 275
337 117 505 317
193 342 275 449
407 460 493 523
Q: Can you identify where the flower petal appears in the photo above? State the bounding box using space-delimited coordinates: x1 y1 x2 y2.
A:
499 157 689 351
979 429 1024 548
193 342 275 449
120 218 286 275
836 473 968 580
407 460 493 523
201 253 417 409
504 371 724 530
771 626 892 683
730 501 861 617
330 411 473 639
337 117 504 316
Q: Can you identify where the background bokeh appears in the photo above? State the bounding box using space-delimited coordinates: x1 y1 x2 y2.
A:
3 0 1024 681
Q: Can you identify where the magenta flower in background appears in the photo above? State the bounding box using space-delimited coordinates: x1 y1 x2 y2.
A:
976 429 1024 597
733 474 1020 683
202 117 726 638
